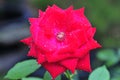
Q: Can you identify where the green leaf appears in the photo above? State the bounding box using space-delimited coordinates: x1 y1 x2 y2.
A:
55 75 61 80
44 71 61 80
97 49 119 66
5 59 40 79
89 65 110 80
22 77 43 80
43 71 51 80
111 77 120 80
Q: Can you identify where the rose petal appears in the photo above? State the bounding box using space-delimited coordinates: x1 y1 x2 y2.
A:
29 18 39 25
65 5 73 11
21 37 38 58
20 37 32 45
39 10 44 17
37 49 46 64
76 53 91 72
87 39 102 50
37 53 46 64
45 52 71 62
52 4 62 11
69 29 87 46
27 44 37 58
74 7 91 29
43 62 66 79
60 58 78 73
74 39 101 58
75 7 85 15
87 27 96 39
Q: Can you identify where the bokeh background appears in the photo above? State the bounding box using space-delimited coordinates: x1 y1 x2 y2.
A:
0 0 120 80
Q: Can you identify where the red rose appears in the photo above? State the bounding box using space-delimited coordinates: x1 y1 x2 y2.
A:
21 5 101 79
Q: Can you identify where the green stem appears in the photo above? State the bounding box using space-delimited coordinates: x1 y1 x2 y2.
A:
65 70 72 80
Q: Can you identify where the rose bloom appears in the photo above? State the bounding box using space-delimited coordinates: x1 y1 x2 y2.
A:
21 5 101 79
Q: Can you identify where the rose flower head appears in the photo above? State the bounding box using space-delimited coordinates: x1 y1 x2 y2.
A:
21 5 101 79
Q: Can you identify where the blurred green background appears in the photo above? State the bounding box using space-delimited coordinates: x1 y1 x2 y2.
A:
0 0 120 80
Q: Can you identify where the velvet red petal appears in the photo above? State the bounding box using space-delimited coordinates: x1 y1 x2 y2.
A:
27 44 37 58
69 29 87 46
87 27 96 39
33 45 47 64
87 39 101 50
39 10 44 17
37 52 46 64
65 5 73 12
45 52 71 62
76 53 91 72
75 7 85 14
29 18 39 25
74 7 91 29
43 62 66 79
20 37 32 45
52 4 62 11
60 58 78 73
74 39 101 58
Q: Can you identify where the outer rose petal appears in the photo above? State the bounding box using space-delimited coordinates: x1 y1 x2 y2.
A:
75 7 85 15
69 29 87 46
87 27 96 39
20 37 32 45
76 53 91 72
52 4 62 11
45 52 71 62
60 58 78 73
86 39 101 50
39 10 44 17
65 5 73 12
74 7 91 30
74 39 101 58
37 52 46 64
21 37 38 58
27 43 37 58
29 18 39 25
43 62 66 79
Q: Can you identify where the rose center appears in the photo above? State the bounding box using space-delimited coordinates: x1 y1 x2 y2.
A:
56 32 65 41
